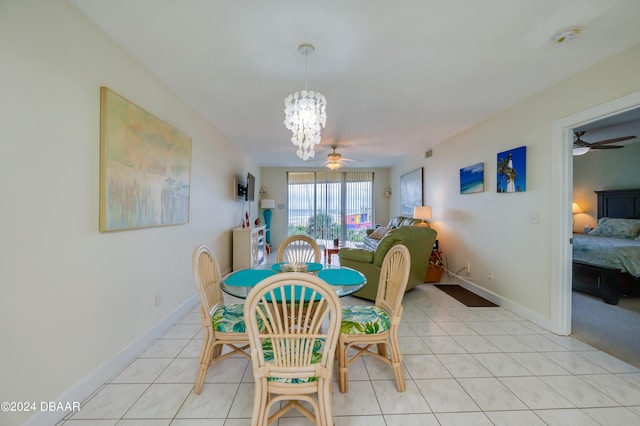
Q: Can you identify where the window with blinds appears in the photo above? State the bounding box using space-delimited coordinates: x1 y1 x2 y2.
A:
287 171 373 244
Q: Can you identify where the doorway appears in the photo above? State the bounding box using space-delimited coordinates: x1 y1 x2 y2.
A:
550 90 640 335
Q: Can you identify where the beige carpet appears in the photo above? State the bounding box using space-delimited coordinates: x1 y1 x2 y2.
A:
571 291 640 368
617 293 640 314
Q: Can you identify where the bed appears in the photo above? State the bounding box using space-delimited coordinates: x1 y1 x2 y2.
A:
572 188 640 304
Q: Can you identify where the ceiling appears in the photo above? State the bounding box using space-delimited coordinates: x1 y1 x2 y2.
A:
574 105 640 149
70 0 640 168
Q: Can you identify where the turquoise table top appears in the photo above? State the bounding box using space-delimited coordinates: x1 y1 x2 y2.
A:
221 264 366 299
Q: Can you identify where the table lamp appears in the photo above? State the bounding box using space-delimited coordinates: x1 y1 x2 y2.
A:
261 199 276 245
413 206 432 225
572 202 582 227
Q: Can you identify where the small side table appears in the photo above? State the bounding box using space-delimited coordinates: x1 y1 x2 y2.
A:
425 250 444 283
324 242 341 264
318 239 348 264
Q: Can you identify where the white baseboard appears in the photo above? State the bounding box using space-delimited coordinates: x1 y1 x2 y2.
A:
25 294 199 426
447 274 554 333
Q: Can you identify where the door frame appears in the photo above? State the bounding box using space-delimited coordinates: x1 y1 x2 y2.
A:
550 90 640 335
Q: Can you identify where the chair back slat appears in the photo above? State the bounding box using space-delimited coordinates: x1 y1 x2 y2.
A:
277 235 321 263
376 244 411 317
193 245 224 320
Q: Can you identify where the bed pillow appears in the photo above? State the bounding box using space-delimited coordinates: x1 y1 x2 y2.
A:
369 226 392 240
588 217 640 239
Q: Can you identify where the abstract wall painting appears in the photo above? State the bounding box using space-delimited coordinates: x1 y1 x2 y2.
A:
460 162 484 194
99 87 192 232
400 167 423 216
497 146 526 193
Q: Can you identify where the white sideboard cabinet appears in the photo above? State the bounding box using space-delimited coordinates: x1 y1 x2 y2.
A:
232 225 266 270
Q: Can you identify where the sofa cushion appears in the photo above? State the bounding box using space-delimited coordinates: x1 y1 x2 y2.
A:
369 226 392 239
339 247 375 263
387 216 423 228
372 228 404 266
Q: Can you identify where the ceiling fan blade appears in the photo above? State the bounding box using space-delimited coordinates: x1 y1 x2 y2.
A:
591 135 636 146
591 145 624 150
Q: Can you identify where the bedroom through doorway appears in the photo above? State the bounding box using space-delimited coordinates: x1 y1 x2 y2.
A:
569 105 640 367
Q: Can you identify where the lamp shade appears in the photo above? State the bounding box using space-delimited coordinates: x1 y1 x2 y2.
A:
260 199 275 209
572 202 582 214
413 206 432 221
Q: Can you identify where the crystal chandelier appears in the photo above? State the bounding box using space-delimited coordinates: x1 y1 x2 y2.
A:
284 44 327 161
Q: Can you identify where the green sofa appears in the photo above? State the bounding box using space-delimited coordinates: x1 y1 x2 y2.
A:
362 216 424 250
339 225 438 300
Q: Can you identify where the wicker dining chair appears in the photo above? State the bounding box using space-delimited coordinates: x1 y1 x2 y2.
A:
338 244 411 393
192 245 251 395
244 272 342 425
277 235 321 264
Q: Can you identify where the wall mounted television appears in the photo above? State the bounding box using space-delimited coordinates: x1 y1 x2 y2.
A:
236 172 256 201
245 172 255 201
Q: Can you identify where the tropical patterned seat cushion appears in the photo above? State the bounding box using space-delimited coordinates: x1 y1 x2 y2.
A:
211 304 247 333
263 338 324 383
341 305 390 335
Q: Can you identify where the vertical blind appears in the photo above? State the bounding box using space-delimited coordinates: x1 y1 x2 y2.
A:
287 171 373 243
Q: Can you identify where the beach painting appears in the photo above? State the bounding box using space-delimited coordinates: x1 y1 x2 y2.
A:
460 162 484 194
400 168 423 216
497 146 526 193
99 87 192 232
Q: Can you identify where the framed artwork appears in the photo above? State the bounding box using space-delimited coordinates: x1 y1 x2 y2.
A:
400 167 423 215
497 146 526 193
460 162 484 194
99 87 192 232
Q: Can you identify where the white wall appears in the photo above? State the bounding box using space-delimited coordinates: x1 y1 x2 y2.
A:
0 1 258 423
260 167 390 248
392 44 640 325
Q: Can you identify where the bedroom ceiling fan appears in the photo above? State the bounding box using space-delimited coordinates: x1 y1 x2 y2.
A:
572 130 636 156
315 144 362 170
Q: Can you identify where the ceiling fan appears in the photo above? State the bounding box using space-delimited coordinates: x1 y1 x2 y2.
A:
316 145 361 170
572 130 636 156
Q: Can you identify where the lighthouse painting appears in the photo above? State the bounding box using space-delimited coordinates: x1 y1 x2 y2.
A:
497 146 526 193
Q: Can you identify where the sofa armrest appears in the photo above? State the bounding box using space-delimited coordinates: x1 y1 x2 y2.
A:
338 248 374 263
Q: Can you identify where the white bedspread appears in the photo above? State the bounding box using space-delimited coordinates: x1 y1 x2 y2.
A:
572 234 640 278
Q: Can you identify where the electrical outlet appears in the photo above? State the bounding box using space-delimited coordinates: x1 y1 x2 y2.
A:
465 261 471 274
488 270 494 280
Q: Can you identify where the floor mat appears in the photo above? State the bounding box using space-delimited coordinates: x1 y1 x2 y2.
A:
434 284 498 307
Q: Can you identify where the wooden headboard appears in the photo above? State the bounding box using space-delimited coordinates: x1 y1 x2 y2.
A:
595 189 640 219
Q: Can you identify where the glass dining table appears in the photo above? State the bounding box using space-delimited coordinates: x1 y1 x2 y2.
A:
221 262 367 299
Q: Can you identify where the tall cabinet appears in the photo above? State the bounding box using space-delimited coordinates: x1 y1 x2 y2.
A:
233 225 266 270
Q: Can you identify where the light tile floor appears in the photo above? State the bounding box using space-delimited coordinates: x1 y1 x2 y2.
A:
59 284 640 425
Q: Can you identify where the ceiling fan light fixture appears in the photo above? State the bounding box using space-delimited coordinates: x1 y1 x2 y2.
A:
326 160 343 170
284 44 327 161
572 146 590 156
